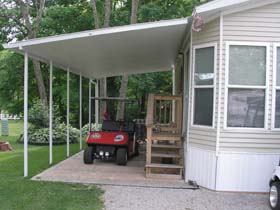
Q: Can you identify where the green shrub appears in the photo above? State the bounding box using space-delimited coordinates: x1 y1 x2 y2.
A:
18 100 81 145
18 123 80 145
82 123 101 137
29 100 49 128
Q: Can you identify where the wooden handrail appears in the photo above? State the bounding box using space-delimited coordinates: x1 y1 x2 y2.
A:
146 94 182 129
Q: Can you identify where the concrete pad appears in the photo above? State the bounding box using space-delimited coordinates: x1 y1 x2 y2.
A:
32 151 195 189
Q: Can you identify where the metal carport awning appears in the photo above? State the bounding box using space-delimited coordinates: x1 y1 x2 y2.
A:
3 17 190 177
4 18 190 79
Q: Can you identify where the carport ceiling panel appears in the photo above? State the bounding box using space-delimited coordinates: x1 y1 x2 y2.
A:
26 24 187 78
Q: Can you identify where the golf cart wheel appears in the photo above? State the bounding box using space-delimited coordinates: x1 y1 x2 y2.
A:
270 182 280 210
116 148 127 166
84 146 94 164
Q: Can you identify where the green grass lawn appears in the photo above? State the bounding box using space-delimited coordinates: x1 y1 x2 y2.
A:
0 121 103 210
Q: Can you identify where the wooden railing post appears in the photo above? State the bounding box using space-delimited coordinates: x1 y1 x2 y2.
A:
146 126 152 165
146 94 154 165
176 97 182 132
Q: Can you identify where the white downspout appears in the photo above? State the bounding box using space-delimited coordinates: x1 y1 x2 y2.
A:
216 13 223 157
185 29 193 182
215 13 224 190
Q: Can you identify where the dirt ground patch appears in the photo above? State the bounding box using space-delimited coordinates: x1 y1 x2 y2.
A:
102 185 270 210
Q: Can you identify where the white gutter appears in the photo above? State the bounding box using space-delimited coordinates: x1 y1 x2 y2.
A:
196 0 250 13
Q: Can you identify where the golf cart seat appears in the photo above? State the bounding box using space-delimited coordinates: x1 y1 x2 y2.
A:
102 120 119 132
122 122 135 134
102 120 135 134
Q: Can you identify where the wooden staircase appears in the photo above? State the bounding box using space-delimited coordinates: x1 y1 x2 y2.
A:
145 94 183 180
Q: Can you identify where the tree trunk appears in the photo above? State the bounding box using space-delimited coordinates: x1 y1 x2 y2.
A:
90 0 111 122
103 0 111 28
32 59 48 106
116 74 129 120
15 0 47 106
90 0 100 29
116 0 140 120
130 0 140 24
96 1 111 121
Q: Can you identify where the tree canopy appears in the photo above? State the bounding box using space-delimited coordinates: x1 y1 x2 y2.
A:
0 0 205 127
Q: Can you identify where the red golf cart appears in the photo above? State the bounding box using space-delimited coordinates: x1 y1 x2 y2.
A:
83 98 139 166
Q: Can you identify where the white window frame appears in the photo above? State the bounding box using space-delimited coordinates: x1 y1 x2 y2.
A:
191 42 217 129
272 43 280 130
224 41 270 130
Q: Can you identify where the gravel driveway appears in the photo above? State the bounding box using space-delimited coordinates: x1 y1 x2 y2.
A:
102 185 270 210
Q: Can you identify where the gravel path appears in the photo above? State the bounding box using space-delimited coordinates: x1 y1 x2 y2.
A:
102 185 270 210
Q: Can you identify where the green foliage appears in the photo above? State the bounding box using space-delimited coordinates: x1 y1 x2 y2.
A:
21 100 80 145
18 123 80 145
0 0 206 127
82 123 102 137
126 71 172 118
138 2 163 22
29 100 49 128
40 2 93 36
0 50 40 114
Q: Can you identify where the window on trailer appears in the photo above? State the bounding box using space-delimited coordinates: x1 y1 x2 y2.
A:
274 46 280 128
193 45 215 127
227 45 267 128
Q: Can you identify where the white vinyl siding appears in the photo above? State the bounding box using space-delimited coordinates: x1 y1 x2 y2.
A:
189 18 220 150
220 2 280 153
193 18 220 45
223 3 280 42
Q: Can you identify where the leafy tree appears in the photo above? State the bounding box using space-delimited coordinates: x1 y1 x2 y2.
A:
0 0 49 105
0 0 207 126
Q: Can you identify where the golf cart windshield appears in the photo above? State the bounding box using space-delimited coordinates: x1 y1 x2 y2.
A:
92 97 138 122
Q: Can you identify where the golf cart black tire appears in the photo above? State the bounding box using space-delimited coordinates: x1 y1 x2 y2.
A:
270 182 280 210
84 146 94 164
116 148 127 166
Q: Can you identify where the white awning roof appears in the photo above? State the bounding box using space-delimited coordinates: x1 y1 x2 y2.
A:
3 18 190 78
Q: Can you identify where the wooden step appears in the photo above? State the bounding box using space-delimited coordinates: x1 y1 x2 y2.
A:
160 127 181 133
151 144 181 149
146 163 183 169
151 153 181 158
146 173 182 180
152 133 181 141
